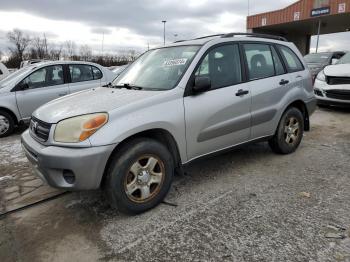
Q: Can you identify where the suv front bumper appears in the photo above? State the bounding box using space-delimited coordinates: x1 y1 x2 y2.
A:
21 129 116 190
314 79 350 107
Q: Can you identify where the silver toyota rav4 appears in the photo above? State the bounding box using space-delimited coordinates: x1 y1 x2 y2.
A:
22 33 316 214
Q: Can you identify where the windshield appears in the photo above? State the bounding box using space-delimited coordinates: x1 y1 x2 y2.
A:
304 53 331 64
337 52 350 64
0 66 33 88
112 45 200 90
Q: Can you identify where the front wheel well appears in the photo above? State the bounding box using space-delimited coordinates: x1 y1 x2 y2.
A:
101 129 183 187
0 107 18 125
286 100 309 131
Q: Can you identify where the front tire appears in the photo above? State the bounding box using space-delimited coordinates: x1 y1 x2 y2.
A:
268 107 304 154
0 110 15 138
104 138 174 214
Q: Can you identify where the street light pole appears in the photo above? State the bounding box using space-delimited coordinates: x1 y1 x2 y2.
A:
248 0 250 16
162 20 167 46
315 19 321 53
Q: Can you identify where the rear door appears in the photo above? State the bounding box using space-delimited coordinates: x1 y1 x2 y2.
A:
184 43 251 160
68 64 103 94
241 43 292 139
15 65 69 119
277 44 308 91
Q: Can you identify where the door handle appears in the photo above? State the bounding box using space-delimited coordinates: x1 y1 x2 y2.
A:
279 79 289 85
58 93 67 97
235 89 249 96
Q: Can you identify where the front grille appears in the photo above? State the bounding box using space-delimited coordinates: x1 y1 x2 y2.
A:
325 89 350 101
314 89 323 97
30 117 51 142
327 76 350 85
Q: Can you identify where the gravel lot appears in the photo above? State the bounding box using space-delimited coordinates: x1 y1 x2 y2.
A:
0 107 350 262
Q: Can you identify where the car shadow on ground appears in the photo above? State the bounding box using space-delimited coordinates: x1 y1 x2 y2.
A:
317 105 350 114
62 141 275 220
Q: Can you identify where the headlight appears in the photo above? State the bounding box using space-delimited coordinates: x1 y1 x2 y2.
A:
54 113 108 143
316 70 326 82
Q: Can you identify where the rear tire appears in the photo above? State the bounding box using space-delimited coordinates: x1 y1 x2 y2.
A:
268 107 304 154
104 138 174 214
0 110 15 138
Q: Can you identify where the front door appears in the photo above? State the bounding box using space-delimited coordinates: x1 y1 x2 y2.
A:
184 44 251 161
16 65 69 120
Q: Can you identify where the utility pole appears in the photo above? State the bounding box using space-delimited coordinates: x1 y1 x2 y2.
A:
101 32 105 56
162 20 167 46
315 20 321 53
248 0 250 16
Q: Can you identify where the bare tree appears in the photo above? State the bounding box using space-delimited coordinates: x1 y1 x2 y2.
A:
49 43 63 60
79 44 92 61
31 34 49 59
64 40 76 60
0 50 3 61
7 29 31 62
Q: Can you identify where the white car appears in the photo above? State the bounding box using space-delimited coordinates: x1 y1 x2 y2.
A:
314 52 350 107
111 64 129 76
0 61 116 137
0 62 10 81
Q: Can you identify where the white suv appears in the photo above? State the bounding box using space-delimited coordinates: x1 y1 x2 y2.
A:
314 52 350 107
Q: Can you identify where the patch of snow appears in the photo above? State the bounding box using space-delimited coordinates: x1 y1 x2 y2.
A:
0 139 28 166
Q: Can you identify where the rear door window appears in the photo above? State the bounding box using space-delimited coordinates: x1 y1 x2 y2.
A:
243 43 275 80
271 46 285 75
69 64 94 83
278 45 304 72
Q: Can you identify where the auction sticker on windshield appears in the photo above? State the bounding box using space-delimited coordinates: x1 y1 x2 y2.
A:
163 58 188 66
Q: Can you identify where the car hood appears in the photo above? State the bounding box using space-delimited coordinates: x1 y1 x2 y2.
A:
324 64 350 77
33 87 163 123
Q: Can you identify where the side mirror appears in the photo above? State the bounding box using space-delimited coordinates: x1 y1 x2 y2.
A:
193 76 211 93
331 58 339 65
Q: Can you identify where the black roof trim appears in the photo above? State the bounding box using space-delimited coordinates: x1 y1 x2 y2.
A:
173 32 287 44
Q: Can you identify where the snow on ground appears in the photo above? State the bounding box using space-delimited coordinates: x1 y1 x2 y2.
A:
0 138 27 166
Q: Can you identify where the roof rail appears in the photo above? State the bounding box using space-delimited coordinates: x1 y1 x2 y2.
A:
172 32 287 44
221 32 287 41
193 34 225 40
173 34 224 43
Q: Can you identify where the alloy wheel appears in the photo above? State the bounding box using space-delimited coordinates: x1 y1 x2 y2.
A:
0 115 10 136
284 116 300 145
124 155 165 203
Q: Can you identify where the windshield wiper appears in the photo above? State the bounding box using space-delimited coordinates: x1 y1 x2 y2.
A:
110 83 143 90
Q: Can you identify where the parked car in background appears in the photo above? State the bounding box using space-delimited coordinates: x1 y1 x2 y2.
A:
111 64 129 76
21 33 316 214
0 61 116 137
314 52 350 107
0 62 10 81
304 51 345 79
20 59 49 68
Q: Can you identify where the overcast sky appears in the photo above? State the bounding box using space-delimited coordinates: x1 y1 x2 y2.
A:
0 0 349 56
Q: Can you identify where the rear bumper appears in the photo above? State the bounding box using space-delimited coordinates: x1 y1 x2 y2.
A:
21 129 116 190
